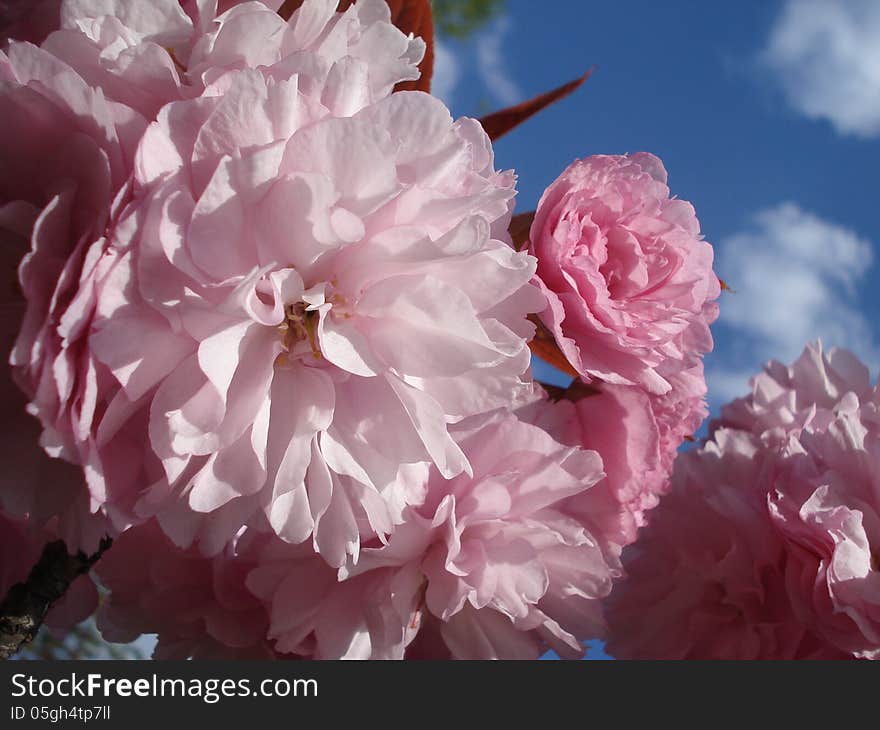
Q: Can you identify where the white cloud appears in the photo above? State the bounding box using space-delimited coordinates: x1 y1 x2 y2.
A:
762 0 880 137
476 17 523 107
706 368 753 406
431 39 460 109
709 202 877 404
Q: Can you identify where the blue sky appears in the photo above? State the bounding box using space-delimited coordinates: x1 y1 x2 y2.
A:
436 0 880 410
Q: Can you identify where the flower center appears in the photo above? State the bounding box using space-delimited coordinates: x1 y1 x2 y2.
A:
278 302 321 360
272 281 352 367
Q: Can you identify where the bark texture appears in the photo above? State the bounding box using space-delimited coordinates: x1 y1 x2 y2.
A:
0 537 110 659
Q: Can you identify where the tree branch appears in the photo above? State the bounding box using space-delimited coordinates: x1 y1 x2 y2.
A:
0 537 110 660
538 379 600 403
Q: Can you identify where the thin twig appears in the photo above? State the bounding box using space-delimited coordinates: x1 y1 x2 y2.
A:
538 379 600 403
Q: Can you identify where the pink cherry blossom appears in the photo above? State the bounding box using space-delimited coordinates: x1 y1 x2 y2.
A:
766 385 880 658
530 153 720 395
0 25 149 550
8 0 518 563
522 385 666 551
248 412 615 659
716 340 873 443
103 98 534 561
606 342 877 660
96 519 279 658
38 0 424 121
605 428 844 660
0 0 285 48
520 362 708 551
43 0 538 564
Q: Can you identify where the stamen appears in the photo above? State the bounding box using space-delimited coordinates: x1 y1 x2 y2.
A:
280 302 322 359
165 47 187 73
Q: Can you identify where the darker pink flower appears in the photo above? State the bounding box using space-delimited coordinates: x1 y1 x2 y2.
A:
766 386 880 658
96 519 280 659
520 361 709 551
0 510 44 603
0 29 148 550
530 153 720 395
605 428 843 660
606 343 877 660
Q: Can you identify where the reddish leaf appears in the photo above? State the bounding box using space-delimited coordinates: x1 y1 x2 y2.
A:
277 0 433 92
527 315 580 379
479 69 594 142
509 211 534 252
384 0 433 92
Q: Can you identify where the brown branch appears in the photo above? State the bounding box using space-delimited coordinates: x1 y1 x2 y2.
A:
538 379 600 403
528 314 580 379
509 211 534 252
0 537 110 660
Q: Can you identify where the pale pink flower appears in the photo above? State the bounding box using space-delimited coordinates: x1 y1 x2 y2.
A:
248 412 614 659
530 153 720 395
96 519 279 658
75 1 538 563
716 340 873 443
605 428 843 660
7 0 497 562
245 541 421 659
39 0 423 120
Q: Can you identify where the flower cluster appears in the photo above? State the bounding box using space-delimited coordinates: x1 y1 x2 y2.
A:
521 153 719 556
606 342 880 659
1 0 721 659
